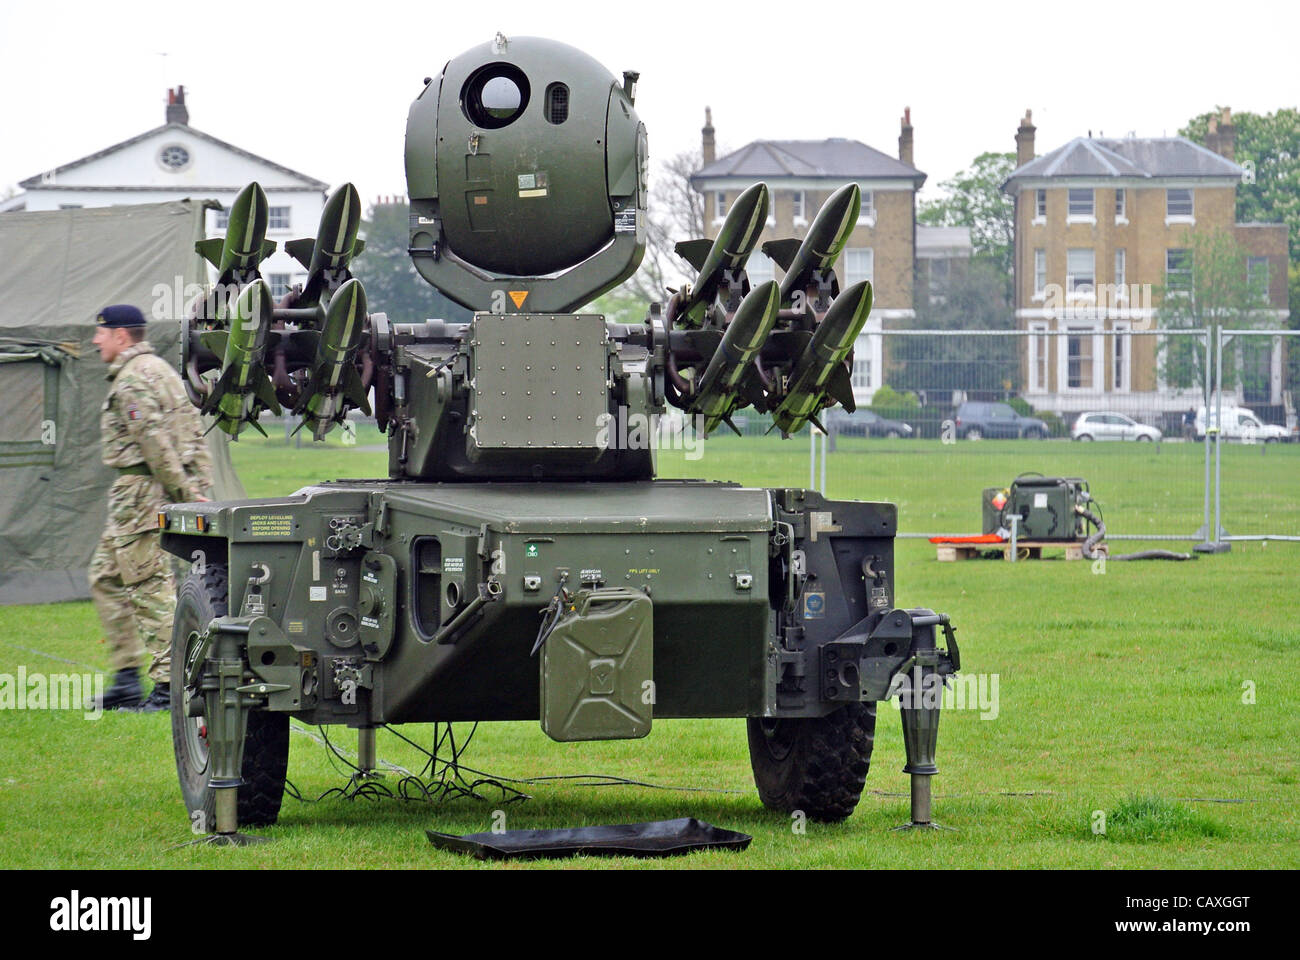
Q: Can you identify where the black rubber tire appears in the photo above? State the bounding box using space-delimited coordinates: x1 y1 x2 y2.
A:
746 703 876 823
171 562 289 829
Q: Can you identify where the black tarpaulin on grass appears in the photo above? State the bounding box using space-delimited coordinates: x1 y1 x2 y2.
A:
426 817 752 860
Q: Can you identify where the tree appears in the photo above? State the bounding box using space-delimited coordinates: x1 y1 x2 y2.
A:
885 259 1018 398
917 151 1017 287
589 149 705 323
1182 108 1300 268
1155 228 1272 392
350 199 470 325
1289 262 1300 396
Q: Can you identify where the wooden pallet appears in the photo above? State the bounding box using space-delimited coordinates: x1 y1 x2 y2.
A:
936 540 1084 562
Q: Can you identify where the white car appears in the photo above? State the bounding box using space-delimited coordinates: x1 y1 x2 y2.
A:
1195 406 1288 442
1072 412 1162 442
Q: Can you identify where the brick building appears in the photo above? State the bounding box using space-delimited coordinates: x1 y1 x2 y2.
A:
1003 109 1289 417
690 109 966 403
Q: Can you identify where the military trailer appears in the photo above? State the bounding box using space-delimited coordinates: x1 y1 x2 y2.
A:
162 34 959 841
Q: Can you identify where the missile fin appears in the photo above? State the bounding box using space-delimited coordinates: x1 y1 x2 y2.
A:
199 366 234 416
826 362 856 411
289 369 320 415
808 411 828 435
761 238 802 272
260 239 279 260
285 238 315 268
254 373 283 416
248 418 269 438
673 239 712 272
195 238 225 266
198 331 228 357
344 367 372 415
721 415 743 437
352 238 365 257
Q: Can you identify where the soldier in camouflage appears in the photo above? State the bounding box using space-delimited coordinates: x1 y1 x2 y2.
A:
90 304 214 711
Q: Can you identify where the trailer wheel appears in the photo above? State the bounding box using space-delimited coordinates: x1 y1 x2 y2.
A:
171 561 289 829
746 703 876 823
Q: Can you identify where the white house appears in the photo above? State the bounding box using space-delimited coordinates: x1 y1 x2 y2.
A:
0 87 328 301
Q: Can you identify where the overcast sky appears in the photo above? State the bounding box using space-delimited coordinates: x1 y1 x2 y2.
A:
3 0 1297 208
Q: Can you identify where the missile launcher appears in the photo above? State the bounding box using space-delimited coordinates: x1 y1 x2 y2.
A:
162 34 960 844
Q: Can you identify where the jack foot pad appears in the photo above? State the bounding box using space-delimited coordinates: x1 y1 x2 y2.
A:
171 832 271 848
892 821 956 832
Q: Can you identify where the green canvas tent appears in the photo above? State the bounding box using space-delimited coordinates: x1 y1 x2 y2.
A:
0 200 244 604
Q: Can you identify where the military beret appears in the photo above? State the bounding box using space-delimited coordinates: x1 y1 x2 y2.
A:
96 304 146 328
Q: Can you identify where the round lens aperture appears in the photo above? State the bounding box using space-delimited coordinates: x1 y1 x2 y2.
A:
462 64 531 129
480 76 521 119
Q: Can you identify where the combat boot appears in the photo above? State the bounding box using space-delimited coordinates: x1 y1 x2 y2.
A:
101 668 143 710
129 683 170 713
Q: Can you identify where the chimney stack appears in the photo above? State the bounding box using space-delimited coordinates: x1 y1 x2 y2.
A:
1216 106 1235 161
166 86 189 126
1015 109 1036 167
898 107 914 167
701 107 715 165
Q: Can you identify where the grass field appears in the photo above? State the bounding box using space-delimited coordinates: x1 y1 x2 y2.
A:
1 428 1296 868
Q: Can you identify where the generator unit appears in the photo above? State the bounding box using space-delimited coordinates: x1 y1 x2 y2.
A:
982 474 1091 541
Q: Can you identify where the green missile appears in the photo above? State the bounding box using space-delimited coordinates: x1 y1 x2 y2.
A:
688 280 780 436
762 183 861 309
195 182 278 290
292 278 371 440
198 279 281 438
770 279 874 437
284 182 367 306
673 182 769 327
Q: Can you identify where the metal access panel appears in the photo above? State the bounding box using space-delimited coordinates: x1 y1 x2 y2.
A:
540 587 653 742
468 314 610 455
1007 477 1084 540
981 487 1004 535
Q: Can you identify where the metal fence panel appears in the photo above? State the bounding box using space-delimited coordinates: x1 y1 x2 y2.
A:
825 329 1215 541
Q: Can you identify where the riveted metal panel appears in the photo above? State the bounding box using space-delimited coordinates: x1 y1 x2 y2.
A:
468 314 610 453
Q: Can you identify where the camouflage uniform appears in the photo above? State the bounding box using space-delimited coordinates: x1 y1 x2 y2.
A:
90 342 213 683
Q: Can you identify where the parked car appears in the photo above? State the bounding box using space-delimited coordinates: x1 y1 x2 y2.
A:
1072 412 1162 442
827 408 913 438
1194 405 1288 442
953 401 1048 440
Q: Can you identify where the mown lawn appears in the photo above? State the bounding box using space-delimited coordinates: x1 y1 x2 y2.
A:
0 428 1295 868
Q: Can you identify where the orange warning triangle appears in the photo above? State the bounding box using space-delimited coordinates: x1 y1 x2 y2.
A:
508 290 529 309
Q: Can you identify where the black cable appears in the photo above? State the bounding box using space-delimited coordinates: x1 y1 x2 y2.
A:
530 581 570 655
284 715 745 811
